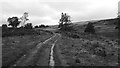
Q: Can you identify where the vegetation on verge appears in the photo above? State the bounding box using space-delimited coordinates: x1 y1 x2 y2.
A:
7 17 21 28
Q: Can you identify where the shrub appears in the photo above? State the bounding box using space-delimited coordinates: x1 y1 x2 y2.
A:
84 22 95 34
24 23 33 29
2 24 7 29
34 25 39 28
46 25 49 27
59 23 75 32
39 24 46 28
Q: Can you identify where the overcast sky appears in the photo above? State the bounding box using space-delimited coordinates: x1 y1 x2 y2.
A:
0 0 120 26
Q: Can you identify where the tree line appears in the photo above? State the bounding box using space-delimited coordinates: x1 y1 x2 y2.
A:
2 16 49 29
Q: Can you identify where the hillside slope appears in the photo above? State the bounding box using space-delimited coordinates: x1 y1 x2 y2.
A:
56 18 119 66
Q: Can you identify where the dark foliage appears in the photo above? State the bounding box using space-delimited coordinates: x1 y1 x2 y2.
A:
39 24 46 28
58 23 64 28
7 17 20 28
58 23 80 38
24 23 33 29
45 25 49 27
84 22 95 34
2 24 7 29
38 24 49 28
34 25 39 28
59 23 75 32
34 24 49 28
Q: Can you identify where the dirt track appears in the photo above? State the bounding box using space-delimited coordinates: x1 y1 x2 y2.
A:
7 33 61 67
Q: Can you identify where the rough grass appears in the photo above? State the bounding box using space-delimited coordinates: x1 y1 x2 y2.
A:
57 35 118 66
57 21 118 66
2 28 43 37
2 30 53 66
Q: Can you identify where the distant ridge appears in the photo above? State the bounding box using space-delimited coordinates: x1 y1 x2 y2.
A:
74 18 118 25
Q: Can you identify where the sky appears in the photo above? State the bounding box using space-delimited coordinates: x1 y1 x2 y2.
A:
0 0 120 26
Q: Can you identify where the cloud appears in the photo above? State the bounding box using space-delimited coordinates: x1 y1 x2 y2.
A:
1 0 60 25
0 0 120 26
45 0 119 22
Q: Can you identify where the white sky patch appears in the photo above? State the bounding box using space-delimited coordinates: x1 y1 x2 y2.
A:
118 1 120 16
0 0 120 26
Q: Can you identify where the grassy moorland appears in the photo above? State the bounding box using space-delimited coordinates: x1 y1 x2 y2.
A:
56 19 119 66
2 28 53 66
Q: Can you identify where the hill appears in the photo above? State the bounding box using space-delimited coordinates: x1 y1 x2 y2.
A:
57 18 118 66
